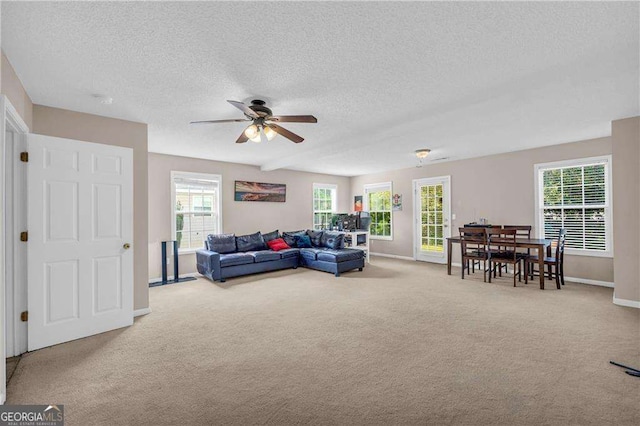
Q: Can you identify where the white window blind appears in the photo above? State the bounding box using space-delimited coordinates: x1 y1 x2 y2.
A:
172 172 222 252
535 156 611 256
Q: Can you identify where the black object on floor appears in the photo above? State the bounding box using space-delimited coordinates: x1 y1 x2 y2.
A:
610 360 640 377
149 240 198 287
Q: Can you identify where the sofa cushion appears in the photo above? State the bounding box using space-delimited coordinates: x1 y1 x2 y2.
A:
299 248 324 261
282 230 305 247
219 252 255 267
317 248 364 263
236 232 267 252
267 238 290 252
307 230 323 247
320 231 345 249
262 230 280 242
207 233 237 254
278 248 300 259
247 250 281 263
295 234 313 248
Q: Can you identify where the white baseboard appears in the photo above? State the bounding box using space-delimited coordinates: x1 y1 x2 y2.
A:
450 263 614 288
148 272 199 283
134 307 152 317
613 297 640 309
564 276 614 288
370 252 415 261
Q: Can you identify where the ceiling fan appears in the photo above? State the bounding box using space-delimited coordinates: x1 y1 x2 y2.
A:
190 99 317 144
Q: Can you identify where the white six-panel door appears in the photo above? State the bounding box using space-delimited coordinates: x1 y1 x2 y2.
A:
27 134 133 351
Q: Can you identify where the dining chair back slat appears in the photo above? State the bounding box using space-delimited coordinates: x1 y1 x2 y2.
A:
502 225 532 238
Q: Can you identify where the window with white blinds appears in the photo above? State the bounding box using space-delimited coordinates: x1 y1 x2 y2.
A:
171 172 222 252
535 156 612 256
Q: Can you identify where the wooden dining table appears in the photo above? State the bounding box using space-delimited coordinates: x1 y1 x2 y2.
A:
446 236 553 289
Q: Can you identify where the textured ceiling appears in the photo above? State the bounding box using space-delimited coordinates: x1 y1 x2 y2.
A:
2 1 638 176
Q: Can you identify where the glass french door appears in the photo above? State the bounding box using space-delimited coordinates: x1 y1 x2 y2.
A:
414 176 450 263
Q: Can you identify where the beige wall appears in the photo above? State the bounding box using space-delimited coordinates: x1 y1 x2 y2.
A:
1 51 33 129
33 105 150 310
612 116 640 304
351 137 614 283
148 153 351 279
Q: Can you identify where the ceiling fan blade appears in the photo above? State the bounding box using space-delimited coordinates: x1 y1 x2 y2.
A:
236 130 249 144
227 100 259 119
269 115 317 123
268 123 304 143
190 119 251 125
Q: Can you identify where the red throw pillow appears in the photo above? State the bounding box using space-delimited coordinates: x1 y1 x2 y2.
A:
267 238 290 252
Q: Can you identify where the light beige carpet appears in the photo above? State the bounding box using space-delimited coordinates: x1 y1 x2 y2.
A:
7 257 640 425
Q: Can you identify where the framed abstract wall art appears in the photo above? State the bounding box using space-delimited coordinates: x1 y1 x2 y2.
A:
234 181 286 202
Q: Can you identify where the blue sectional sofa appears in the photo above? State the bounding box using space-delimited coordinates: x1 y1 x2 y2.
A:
196 230 365 282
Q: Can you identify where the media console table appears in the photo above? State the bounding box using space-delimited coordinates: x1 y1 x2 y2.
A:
341 231 370 263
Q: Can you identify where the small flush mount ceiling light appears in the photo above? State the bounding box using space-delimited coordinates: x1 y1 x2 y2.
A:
415 149 431 167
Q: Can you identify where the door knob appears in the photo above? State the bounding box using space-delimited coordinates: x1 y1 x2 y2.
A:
123 243 131 250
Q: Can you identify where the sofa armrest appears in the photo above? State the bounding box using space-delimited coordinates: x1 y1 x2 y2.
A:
196 249 222 281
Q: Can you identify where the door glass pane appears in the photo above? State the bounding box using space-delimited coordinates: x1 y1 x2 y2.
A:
420 184 444 253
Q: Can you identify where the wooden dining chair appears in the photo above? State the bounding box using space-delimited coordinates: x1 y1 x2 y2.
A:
486 228 526 287
471 225 503 274
503 225 532 273
459 227 488 282
526 228 566 289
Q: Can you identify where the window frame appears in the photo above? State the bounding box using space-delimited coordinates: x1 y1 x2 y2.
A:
363 181 393 241
171 171 223 254
312 183 338 230
533 155 613 258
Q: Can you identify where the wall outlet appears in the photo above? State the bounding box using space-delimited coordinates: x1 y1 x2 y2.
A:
452 213 456 220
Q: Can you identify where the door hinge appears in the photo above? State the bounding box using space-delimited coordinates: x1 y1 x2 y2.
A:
20 152 28 162
20 231 28 242
20 311 28 322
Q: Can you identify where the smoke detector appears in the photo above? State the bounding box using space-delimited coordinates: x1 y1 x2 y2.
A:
93 94 113 105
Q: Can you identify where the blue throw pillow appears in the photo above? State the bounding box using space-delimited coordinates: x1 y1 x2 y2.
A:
207 233 237 254
294 234 313 248
283 230 305 247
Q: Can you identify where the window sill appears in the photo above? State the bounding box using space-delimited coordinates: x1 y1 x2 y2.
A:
564 249 613 258
370 236 393 241
176 249 201 255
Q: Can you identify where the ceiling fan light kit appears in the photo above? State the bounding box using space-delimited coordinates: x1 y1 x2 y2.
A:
191 99 317 144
